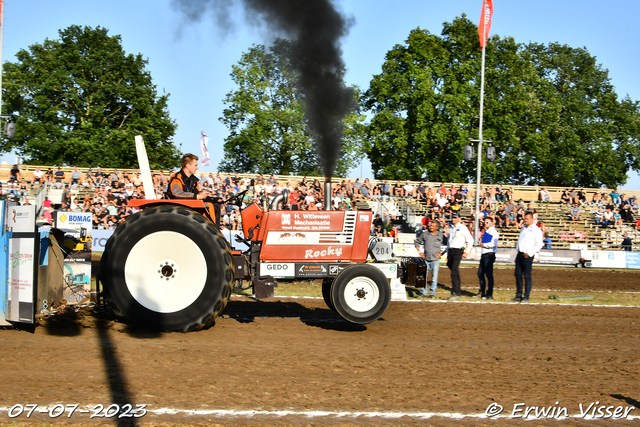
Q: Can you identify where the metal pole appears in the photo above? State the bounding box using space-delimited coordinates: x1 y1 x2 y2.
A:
0 0 5 126
474 0 488 245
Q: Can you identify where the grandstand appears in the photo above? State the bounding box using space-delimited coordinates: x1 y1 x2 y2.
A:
2 163 639 252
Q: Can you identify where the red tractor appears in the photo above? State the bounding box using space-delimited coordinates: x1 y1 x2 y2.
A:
99 185 397 332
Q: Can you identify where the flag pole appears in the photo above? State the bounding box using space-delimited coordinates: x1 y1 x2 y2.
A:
473 0 488 245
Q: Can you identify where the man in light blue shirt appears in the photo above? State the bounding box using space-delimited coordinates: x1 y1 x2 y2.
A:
474 216 499 300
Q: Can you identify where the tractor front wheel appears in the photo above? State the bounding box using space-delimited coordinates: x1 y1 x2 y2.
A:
330 265 391 324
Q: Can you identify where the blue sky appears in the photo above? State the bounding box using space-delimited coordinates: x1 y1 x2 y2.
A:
1 0 639 190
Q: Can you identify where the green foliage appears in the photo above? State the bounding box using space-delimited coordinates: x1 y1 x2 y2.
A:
363 16 640 187
2 25 180 169
219 39 364 177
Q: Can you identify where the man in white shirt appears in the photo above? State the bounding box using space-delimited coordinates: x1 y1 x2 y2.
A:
474 216 499 300
512 211 544 303
446 213 473 301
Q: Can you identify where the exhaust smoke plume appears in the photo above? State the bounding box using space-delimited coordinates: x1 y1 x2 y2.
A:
173 0 355 178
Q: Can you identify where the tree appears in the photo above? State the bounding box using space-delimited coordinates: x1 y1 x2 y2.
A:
219 39 364 177
2 25 180 169
363 16 640 187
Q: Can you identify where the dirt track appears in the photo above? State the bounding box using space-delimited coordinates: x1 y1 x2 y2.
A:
1 267 639 426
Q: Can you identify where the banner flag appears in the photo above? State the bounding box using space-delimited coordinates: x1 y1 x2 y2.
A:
478 0 494 48
200 129 210 166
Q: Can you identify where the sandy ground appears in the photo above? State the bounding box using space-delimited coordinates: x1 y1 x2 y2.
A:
0 266 639 426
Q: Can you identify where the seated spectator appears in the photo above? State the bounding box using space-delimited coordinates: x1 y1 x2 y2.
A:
380 180 391 200
32 167 43 185
71 167 81 186
569 204 581 221
416 182 426 200
577 189 587 204
54 167 65 187
594 207 604 226
560 190 571 204
591 192 603 205
515 207 525 228
495 184 505 202
459 184 469 202
539 186 552 202
496 208 508 228
602 208 614 228
613 209 623 228
609 189 621 206
393 181 403 197
10 164 20 181
18 178 29 197
543 233 552 249
403 180 415 197
359 179 372 199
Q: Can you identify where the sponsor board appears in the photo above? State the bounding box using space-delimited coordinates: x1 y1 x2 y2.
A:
7 238 36 324
392 243 421 258
7 205 35 233
260 263 295 279
626 252 640 269
390 278 407 301
370 263 399 279
295 263 329 278
587 250 626 268
329 264 350 276
55 212 93 228
537 249 581 265
269 211 346 232
91 229 114 253
266 231 321 245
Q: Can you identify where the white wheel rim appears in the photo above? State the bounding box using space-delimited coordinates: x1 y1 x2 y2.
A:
343 276 380 312
124 231 207 313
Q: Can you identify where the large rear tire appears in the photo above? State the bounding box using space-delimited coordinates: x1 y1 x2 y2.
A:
101 205 234 332
322 278 336 312
330 265 391 324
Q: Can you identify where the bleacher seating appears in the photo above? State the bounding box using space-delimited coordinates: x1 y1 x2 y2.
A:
1 163 638 251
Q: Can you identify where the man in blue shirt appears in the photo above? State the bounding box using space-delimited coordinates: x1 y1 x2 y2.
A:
474 216 499 300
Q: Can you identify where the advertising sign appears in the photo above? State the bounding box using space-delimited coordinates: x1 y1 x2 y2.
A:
295 263 329 278
7 205 35 233
55 211 93 304
625 252 640 269
588 250 627 269
537 249 581 265
7 237 36 324
260 262 295 279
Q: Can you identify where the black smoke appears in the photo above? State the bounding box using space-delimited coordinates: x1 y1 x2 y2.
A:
173 0 355 178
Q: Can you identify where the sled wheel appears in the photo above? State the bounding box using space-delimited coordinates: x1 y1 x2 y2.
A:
330 265 391 324
101 205 234 332
322 278 336 312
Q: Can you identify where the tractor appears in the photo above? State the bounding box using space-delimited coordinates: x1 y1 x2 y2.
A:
98 137 399 332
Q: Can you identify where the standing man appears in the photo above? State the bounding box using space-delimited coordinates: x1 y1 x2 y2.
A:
512 211 544 303
446 213 473 301
621 232 632 251
414 219 445 298
474 216 499 300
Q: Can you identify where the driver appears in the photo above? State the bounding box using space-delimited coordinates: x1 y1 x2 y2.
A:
167 153 210 200
168 153 222 224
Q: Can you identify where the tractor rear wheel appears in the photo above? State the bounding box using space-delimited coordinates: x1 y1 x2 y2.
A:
330 265 391 324
100 205 234 332
322 278 336 312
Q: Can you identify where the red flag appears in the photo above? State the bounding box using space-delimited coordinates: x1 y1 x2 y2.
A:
478 0 493 48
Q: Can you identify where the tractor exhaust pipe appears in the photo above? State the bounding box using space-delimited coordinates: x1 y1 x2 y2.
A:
324 181 332 211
